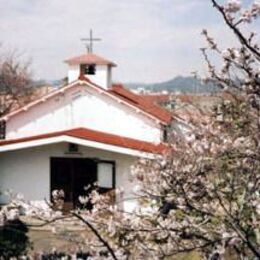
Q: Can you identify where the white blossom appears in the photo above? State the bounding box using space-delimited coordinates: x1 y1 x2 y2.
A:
133 184 142 193
242 10 253 23
252 1 260 15
107 216 116 236
16 193 24 201
256 203 260 215
222 232 231 239
0 210 5 226
78 195 89 205
51 226 57 234
6 208 19 221
229 237 242 245
226 0 241 12
222 49 231 59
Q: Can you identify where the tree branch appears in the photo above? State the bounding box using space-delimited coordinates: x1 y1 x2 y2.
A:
211 0 260 60
72 212 118 260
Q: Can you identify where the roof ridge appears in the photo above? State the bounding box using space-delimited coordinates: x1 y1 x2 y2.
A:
1 78 172 125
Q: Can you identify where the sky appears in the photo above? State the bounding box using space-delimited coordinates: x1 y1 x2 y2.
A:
0 0 257 83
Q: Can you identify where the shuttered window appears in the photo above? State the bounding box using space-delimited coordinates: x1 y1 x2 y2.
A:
0 120 6 139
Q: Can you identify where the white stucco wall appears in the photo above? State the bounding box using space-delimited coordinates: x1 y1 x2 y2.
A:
6 85 162 143
0 143 137 211
85 66 111 89
68 65 80 83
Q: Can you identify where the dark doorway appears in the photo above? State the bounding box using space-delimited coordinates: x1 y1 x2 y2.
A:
50 158 97 209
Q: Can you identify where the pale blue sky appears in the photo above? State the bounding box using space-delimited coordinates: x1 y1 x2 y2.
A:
0 0 258 83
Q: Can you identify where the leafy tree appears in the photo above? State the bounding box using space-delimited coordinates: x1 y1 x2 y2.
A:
0 48 35 117
0 217 31 258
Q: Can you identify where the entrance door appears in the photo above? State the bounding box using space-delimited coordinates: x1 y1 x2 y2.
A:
50 158 97 209
73 158 97 207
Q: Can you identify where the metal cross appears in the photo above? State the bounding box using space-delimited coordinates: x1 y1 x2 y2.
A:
81 29 101 53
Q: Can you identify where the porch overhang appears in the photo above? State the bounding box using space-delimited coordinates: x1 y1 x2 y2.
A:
0 128 168 159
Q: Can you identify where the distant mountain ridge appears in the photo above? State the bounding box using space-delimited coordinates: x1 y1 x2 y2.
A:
34 76 218 94
125 76 218 94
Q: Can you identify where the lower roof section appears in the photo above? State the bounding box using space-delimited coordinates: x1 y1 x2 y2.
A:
0 128 168 158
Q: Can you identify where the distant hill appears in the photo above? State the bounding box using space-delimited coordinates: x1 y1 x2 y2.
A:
34 79 63 88
33 76 219 94
125 76 218 94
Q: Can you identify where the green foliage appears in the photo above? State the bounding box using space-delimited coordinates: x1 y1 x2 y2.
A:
0 219 32 258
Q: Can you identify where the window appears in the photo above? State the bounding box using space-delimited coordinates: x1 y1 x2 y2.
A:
68 143 79 153
0 120 6 139
97 162 115 189
84 64 96 75
97 161 116 204
163 126 168 143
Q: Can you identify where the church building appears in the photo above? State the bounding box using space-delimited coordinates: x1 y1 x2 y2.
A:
0 40 172 211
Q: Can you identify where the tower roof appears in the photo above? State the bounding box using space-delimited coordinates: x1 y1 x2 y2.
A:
64 53 117 67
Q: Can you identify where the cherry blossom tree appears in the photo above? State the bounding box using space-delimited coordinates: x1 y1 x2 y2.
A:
83 0 260 258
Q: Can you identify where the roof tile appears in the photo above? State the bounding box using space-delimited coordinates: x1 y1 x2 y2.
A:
109 84 172 124
64 53 116 67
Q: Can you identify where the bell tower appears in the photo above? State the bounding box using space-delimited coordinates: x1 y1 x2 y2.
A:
64 30 116 89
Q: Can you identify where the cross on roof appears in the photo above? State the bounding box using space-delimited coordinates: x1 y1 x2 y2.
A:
81 29 101 54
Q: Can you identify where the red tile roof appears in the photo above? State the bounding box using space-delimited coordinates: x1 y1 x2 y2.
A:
140 94 171 104
0 128 168 154
109 84 172 124
64 53 116 67
0 78 172 126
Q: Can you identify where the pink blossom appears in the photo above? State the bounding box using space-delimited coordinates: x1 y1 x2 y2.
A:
252 1 260 15
242 10 253 23
226 0 241 12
